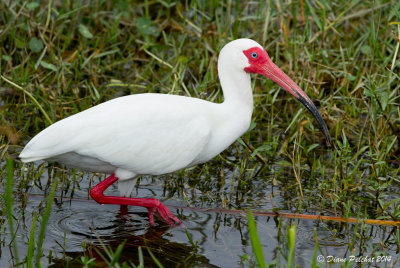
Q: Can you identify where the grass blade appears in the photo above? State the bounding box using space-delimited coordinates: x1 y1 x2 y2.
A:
146 246 164 268
27 213 38 268
138 246 144 268
110 240 126 266
5 158 19 265
0 75 53 125
35 177 58 267
247 209 266 268
287 225 296 268
311 228 321 268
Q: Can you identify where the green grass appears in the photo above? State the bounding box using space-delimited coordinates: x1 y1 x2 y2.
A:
1 0 399 267
248 209 267 268
5 158 19 265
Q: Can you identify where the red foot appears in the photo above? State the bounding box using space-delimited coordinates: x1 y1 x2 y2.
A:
89 174 182 227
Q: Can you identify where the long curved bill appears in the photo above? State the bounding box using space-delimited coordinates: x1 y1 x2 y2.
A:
261 61 332 146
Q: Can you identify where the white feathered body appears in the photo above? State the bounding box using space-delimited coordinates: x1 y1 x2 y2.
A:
20 93 252 195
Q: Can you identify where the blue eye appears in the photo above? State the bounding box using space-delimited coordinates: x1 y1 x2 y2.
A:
251 52 258 58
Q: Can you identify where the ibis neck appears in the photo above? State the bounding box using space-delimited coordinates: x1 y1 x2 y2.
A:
219 69 254 111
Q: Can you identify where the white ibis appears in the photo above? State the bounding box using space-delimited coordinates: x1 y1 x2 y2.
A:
19 39 331 226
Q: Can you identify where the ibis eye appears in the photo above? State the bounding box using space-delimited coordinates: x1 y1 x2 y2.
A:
251 52 258 58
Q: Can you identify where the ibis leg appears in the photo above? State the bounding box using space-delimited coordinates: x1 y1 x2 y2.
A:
90 174 181 227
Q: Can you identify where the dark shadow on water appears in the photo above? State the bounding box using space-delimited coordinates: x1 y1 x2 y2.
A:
48 218 218 268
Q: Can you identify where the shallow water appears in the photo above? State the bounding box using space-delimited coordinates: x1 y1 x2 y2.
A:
1 160 399 267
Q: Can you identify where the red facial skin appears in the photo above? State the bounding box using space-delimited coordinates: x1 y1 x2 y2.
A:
243 47 270 74
243 46 302 99
243 46 332 146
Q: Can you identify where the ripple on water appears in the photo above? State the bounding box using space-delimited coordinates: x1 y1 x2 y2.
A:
46 204 152 251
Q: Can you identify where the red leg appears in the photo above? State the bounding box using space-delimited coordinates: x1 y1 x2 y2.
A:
89 174 181 227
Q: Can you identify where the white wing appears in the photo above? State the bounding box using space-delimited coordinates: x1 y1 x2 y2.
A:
20 94 213 177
